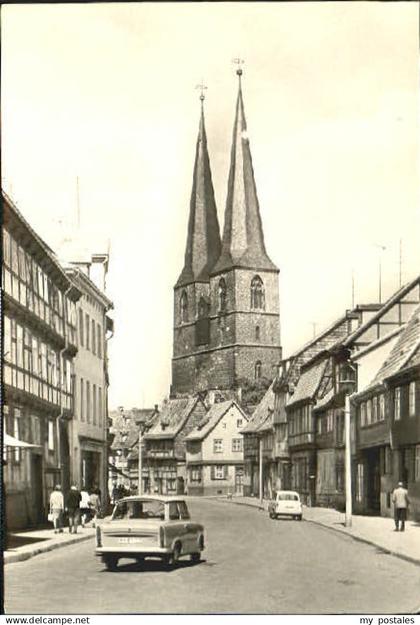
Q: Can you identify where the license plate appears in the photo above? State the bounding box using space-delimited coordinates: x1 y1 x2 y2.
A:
118 537 142 544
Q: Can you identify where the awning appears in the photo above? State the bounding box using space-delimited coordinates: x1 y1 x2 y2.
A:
3 434 41 448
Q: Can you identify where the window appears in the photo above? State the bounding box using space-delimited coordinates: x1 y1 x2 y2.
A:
250 275 265 310
85 314 90 350
394 387 401 421
409 382 416 417
255 325 260 341
190 467 202 482
86 381 91 422
48 420 54 451
196 297 210 345
415 445 420 481
93 384 97 424
13 409 21 463
97 324 102 358
366 399 372 425
213 439 223 453
3 229 11 267
232 438 242 452
79 310 84 347
211 465 227 480
180 290 188 323
98 387 102 426
218 278 227 312
255 360 262 380
237 419 243 428
360 402 366 427
80 378 84 421
113 500 164 521
91 320 96 355
372 396 378 423
379 395 385 421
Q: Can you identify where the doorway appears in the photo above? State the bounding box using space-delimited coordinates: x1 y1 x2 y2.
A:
235 466 244 495
366 448 381 513
31 454 44 524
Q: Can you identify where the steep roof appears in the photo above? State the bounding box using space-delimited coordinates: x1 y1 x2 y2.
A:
185 400 247 441
176 99 221 287
367 303 420 388
241 382 275 433
288 359 327 407
144 396 200 440
211 72 277 274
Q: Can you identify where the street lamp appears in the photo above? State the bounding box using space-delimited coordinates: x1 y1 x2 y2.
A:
338 361 357 528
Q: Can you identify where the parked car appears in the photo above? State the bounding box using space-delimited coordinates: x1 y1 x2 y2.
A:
268 490 303 521
95 495 205 570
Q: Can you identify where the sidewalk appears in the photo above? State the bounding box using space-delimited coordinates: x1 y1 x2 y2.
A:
4 526 96 565
216 495 420 566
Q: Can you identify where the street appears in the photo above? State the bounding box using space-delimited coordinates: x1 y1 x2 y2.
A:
5 498 420 614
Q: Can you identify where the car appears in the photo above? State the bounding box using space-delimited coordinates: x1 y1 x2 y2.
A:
95 495 205 571
268 490 303 521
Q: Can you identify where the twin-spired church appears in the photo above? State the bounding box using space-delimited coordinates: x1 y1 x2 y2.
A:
171 70 282 401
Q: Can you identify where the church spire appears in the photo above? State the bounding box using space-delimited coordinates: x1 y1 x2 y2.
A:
212 67 278 274
176 89 221 287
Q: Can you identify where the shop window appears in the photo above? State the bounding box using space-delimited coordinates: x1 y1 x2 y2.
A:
190 467 202 482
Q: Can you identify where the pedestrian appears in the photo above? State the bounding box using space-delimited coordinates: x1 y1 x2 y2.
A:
67 484 82 534
89 488 101 528
49 484 64 533
80 488 91 527
392 481 410 532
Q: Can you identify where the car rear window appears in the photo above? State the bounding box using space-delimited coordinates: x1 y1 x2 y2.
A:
112 500 165 520
277 493 299 501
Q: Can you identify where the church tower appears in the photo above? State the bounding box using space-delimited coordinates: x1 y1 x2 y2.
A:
171 71 282 397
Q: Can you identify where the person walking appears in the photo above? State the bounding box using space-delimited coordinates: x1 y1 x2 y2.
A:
67 485 82 534
89 488 101 528
80 488 91 527
49 485 64 534
392 481 410 531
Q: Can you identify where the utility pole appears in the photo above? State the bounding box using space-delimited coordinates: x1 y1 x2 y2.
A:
259 437 263 505
375 244 386 303
344 393 352 527
138 425 143 496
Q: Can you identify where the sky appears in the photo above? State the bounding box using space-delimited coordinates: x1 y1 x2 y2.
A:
2 2 419 410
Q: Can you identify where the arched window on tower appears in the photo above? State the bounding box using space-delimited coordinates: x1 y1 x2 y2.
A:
255 325 260 341
180 290 188 323
218 278 227 312
196 296 210 346
251 275 265 310
255 360 262 380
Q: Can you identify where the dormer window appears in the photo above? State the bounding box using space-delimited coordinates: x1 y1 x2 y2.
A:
218 278 227 312
180 290 188 323
251 275 265 310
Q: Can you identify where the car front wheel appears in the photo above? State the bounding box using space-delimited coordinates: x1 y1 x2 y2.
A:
168 542 182 567
190 553 200 563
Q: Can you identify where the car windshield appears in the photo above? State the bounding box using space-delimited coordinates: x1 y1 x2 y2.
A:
277 493 299 501
112 500 165 520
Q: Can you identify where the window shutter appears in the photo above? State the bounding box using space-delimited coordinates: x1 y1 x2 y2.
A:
210 466 215 480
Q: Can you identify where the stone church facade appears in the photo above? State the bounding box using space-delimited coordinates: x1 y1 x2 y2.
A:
171 72 282 399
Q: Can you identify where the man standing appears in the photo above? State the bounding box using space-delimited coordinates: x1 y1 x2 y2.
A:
392 481 409 531
49 485 64 534
67 484 82 534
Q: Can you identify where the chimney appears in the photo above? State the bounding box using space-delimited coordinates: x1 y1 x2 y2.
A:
90 253 109 292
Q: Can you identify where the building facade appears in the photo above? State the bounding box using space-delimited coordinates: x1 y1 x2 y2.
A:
3 193 80 529
185 400 249 496
64 264 113 500
171 73 281 400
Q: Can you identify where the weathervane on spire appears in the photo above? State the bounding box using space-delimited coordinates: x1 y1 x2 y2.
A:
195 80 208 102
232 57 245 77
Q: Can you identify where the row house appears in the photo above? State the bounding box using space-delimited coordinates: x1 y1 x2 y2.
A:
142 397 207 495
3 193 81 529
185 400 248 496
352 302 420 520
64 263 113 501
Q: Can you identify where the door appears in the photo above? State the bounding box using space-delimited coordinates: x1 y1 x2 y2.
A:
235 466 244 495
366 449 381 513
31 454 44 524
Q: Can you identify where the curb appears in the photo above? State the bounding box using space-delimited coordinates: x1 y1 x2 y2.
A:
214 497 266 511
5 531 94 565
304 518 420 568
